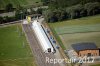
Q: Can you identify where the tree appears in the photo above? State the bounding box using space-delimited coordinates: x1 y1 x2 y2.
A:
55 9 68 21
5 3 13 12
30 7 36 14
84 2 100 16
80 9 87 17
44 0 100 23
81 0 100 5
92 2 100 15
36 8 43 14
66 4 88 19
60 10 68 20
41 0 50 5
0 17 3 24
15 5 27 20
45 9 58 22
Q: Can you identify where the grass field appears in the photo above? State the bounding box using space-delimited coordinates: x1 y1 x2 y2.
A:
49 15 100 50
55 24 100 35
60 32 100 49
0 24 36 66
0 0 41 10
91 64 100 66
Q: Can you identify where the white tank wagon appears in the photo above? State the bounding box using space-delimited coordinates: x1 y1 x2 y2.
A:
32 20 55 53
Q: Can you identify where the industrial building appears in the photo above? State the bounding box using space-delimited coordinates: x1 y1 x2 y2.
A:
71 42 99 57
32 20 55 53
66 42 100 63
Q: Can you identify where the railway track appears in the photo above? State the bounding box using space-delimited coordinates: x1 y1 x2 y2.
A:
22 24 60 66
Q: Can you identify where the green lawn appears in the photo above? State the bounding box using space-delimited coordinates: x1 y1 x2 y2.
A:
91 64 100 66
0 0 41 10
0 24 36 66
49 15 100 50
55 24 100 35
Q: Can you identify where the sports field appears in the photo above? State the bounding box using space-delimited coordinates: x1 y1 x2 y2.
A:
0 24 36 66
0 0 41 10
49 15 100 49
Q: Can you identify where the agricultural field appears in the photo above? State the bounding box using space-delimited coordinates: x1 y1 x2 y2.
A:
0 24 36 66
49 15 100 50
0 0 41 10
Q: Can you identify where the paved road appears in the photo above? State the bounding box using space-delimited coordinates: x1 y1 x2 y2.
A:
22 24 60 66
0 11 15 17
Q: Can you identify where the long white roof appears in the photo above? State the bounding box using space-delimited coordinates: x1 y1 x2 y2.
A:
32 20 53 52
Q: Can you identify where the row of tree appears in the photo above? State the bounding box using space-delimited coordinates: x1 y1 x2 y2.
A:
44 2 100 22
0 5 43 24
42 0 100 7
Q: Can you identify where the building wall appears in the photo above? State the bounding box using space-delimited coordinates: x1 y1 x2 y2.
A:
78 50 99 57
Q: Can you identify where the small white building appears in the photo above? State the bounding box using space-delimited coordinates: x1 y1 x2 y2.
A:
32 20 55 53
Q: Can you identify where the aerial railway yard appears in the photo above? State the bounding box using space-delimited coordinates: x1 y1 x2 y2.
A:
22 24 60 66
